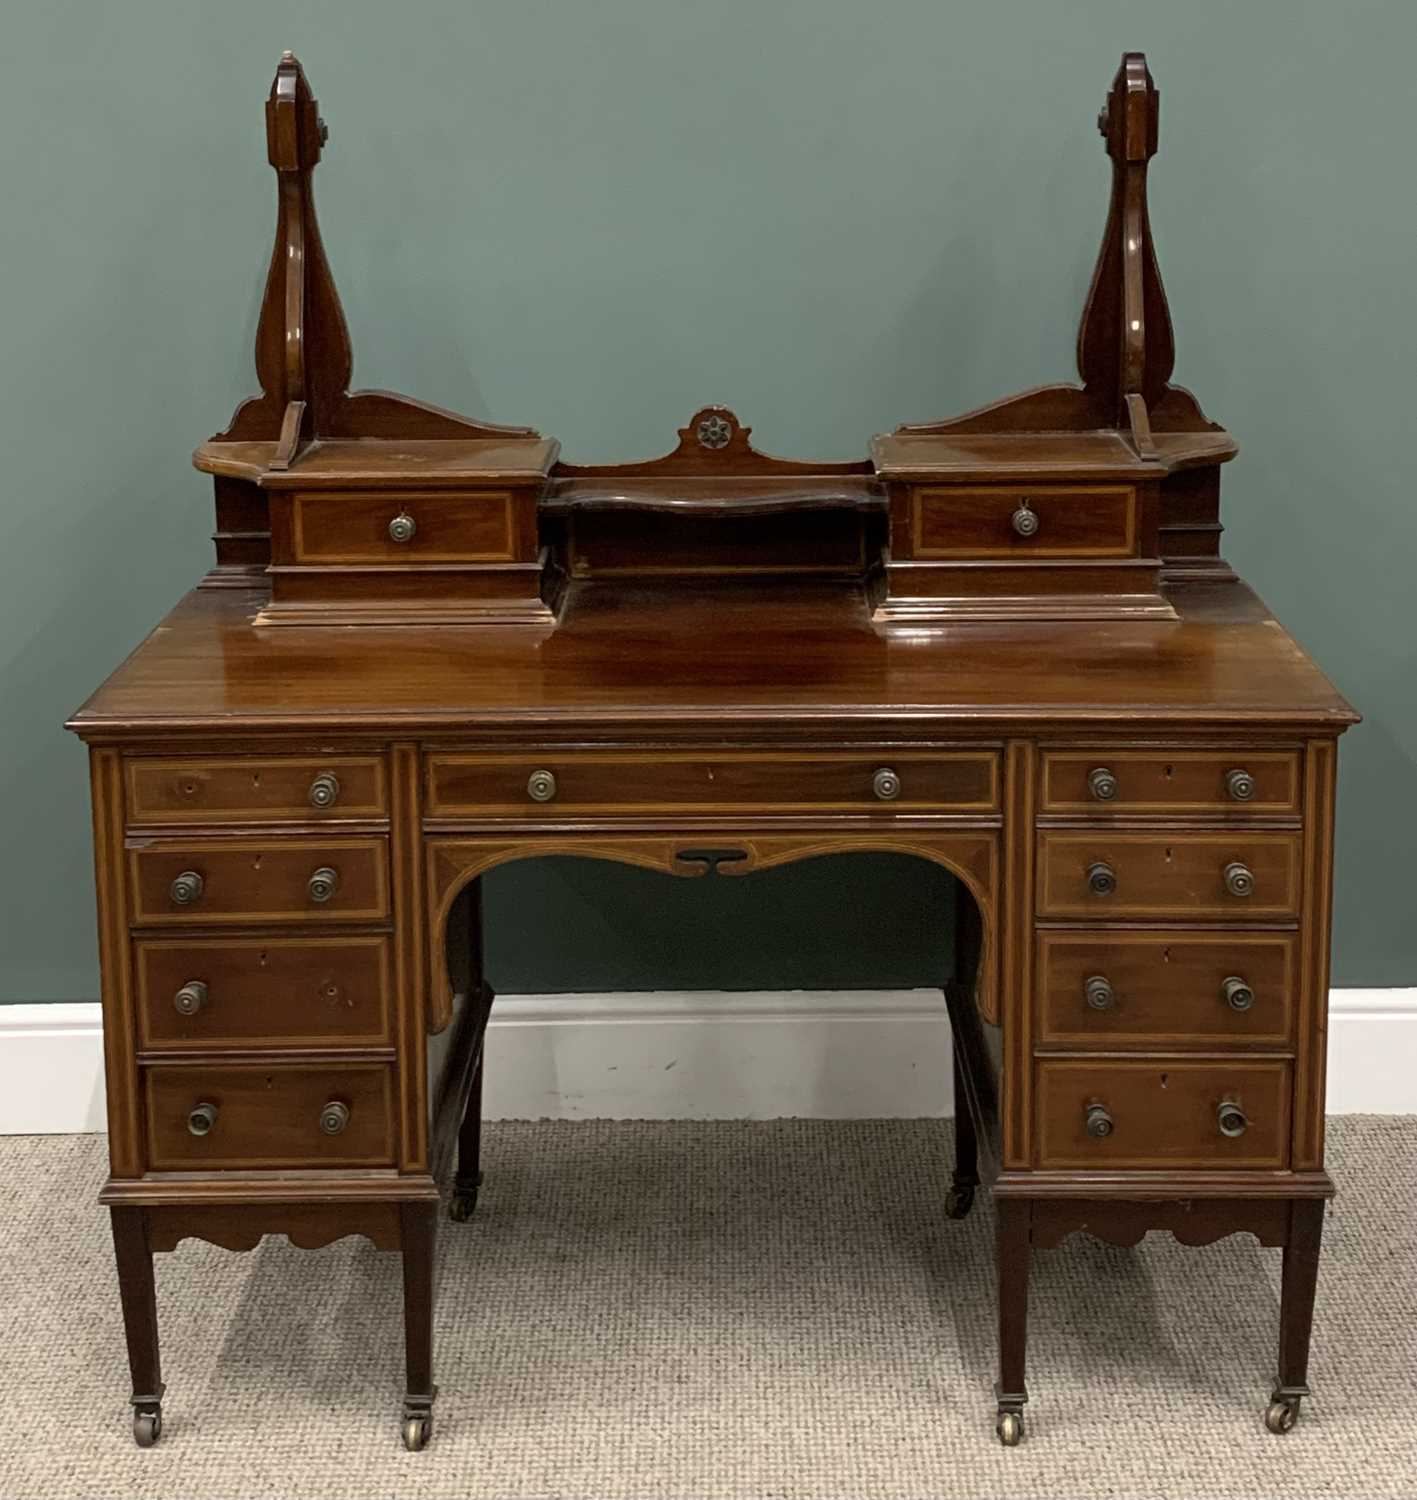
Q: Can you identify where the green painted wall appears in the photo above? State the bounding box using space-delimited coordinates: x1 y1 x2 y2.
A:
2 1 1412 999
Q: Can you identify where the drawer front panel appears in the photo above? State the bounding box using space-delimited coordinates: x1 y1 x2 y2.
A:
127 756 388 825
913 485 1137 560
1036 1059 1291 1169
293 490 515 564
129 838 390 926
135 936 393 1050
427 751 1001 817
1036 931 1296 1048
1041 750 1300 815
1036 831 1301 920
144 1063 396 1169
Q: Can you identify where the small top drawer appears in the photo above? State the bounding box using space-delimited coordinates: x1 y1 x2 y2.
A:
1041 750 1300 815
126 756 387 825
291 490 516 564
912 485 1138 560
426 750 1001 818
128 838 390 926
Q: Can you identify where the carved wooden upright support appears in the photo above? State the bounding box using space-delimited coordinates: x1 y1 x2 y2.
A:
212 53 539 469
1076 54 1173 458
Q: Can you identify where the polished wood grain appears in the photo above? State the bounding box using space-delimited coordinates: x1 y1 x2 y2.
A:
426 749 1000 820
134 935 393 1051
143 1062 396 1169
126 755 388 825
1035 931 1295 1049
1035 829 1302 921
127 837 390 926
1034 1058 1291 1169
1040 748 1301 816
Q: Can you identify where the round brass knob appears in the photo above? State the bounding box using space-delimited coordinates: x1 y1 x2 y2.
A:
872 767 902 801
169 870 204 906
308 771 341 809
527 769 557 803
1085 1103 1114 1139
388 512 417 543
1011 503 1040 538
187 1102 219 1137
173 980 208 1017
307 866 340 904
1086 861 1117 896
1087 767 1119 802
1084 975 1115 1012
1225 768 1256 802
1217 1101 1249 1138
1222 975 1255 1012
1223 861 1255 898
319 1100 351 1136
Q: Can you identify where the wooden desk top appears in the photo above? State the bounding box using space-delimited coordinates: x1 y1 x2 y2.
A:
69 579 1357 742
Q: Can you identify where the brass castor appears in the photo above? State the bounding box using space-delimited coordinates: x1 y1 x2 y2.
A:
945 1183 975 1220
448 1171 483 1222
402 1410 432 1451
996 1409 1024 1447
132 1407 162 1448
1265 1395 1300 1434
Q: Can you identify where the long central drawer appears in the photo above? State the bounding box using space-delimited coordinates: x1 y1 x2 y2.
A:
426 750 1001 818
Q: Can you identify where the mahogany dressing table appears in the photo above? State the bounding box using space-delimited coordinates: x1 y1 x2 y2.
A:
68 53 1357 1451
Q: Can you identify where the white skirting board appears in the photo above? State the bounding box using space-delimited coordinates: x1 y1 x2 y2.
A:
1 989 1414 1134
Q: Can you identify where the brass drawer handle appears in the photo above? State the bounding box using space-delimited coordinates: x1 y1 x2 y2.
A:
308 771 341 809
319 1100 351 1136
187 1102 219 1137
1086 861 1117 896
527 769 557 803
1085 1102 1114 1139
307 866 340 904
872 767 902 801
1087 766 1118 802
1011 501 1040 538
1084 975 1115 1011
173 980 208 1017
1217 1100 1249 1138
388 512 417 543
1222 975 1255 1012
169 870 204 906
1223 861 1255 898
1225 768 1256 802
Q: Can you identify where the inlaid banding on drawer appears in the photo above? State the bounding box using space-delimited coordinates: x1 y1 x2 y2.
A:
126 756 388 825
1035 931 1296 1049
143 1062 396 1169
128 838 390 926
1035 1059 1291 1169
292 490 515 564
426 751 1001 817
1036 831 1301 920
1041 750 1300 815
912 485 1137 560
134 936 393 1050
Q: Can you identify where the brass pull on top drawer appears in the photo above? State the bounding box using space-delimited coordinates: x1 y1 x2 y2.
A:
387 512 417 544
1011 502 1040 538
526 769 558 803
872 767 902 801
1087 767 1118 802
307 771 341 809
1225 768 1256 802
169 870 204 906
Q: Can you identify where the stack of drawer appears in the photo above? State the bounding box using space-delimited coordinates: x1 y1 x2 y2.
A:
123 755 398 1171
1032 750 1302 1170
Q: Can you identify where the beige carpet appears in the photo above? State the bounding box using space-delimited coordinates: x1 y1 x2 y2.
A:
1 1118 1412 1500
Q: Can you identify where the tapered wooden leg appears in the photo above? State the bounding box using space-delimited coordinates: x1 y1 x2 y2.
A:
1266 1198 1324 1433
399 1201 437 1450
449 1053 484 1223
946 1046 978 1219
110 1206 165 1447
995 1196 1030 1445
